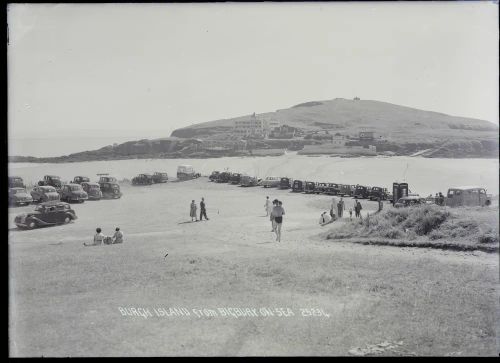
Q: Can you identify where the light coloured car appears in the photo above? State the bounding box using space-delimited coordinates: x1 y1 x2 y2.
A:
31 186 60 203
261 176 281 188
9 187 33 206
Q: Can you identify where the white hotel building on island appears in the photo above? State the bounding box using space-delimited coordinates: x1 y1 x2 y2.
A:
233 113 280 138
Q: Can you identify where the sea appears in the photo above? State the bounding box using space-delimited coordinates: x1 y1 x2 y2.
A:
8 154 499 197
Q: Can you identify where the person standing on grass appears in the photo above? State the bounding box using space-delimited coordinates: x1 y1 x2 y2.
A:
265 196 272 216
200 197 209 221
272 200 285 242
190 200 198 222
357 200 363 219
337 197 345 218
354 200 360 218
349 207 353 221
330 197 338 218
377 198 383 213
270 199 278 232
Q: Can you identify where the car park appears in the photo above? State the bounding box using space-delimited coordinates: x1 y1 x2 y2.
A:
132 174 154 185
369 186 389 200
73 176 90 184
279 177 291 189
8 176 25 188
30 186 61 203
445 186 492 207
59 183 88 203
152 172 169 183
81 182 102 200
394 196 426 208
14 201 77 229
261 176 281 188
240 175 261 187
38 175 62 189
9 187 33 206
292 180 304 192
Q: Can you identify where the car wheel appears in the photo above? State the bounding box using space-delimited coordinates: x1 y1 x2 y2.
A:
28 221 37 229
64 216 71 224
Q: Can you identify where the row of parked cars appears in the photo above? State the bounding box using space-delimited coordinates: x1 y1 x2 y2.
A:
208 171 390 200
132 172 169 185
8 174 122 207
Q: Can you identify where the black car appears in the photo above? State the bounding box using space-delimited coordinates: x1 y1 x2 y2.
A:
98 177 122 199
316 183 329 194
324 183 340 195
338 184 352 197
292 180 304 192
353 185 371 199
305 181 319 194
209 171 220 182
38 175 62 189
152 172 169 183
279 177 291 189
132 174 154 186
369 186 388 200
73 176 90 184
217 172 231 183
14 201 77 229
230 173 242 185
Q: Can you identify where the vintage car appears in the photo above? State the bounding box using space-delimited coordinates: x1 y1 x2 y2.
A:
38 175 62 189
15 201 77 229
445 186 492 207
324 183 340 195
353 185 371 199
305 181 319 194
97 175 122 199
9 187 33 206
30 186 61 203
338 184 352 197
73 176 90 184
316 183 329 194
59 183 88 203
132 174 154 186
261 176 281 188
292 180 304 192
8 176 25 188
240 175 261 187
81 182 102 200
369 186 389 201
177 165 200 181
209 171 220 182
216 171 231 183
279 177 291 189
394 195 426 208
152 172 169 183
230 173 242 185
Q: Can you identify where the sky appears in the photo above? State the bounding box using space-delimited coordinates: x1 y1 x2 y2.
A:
8 2 499 142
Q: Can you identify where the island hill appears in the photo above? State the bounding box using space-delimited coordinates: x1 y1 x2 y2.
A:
10 98 499 163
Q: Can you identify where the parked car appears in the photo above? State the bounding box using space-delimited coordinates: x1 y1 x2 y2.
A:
338 184 352 197
177 165 200 181
209 171 220 182
261 176 281 188
9 187 33 206
132 174 154 186
230 173 242 185
38 175 62 189
81 182 102 200
316 183 329 194
369 186 389 201
292 180 304 192
240 175 261 187
324 183 340 195
216 171 231 183
15 201 77 229
152 172 169 183
8 176 25 188
97 175 122 199
73 176 90 184
30 186 61 203
305 181 318 194
353 185 371 199
279 177 291 189
59 183 88 203
394 196 426 208
445 186 492 207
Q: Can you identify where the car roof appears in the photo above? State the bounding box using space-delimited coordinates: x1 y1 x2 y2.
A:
83 182 100 186
40 201 70 207
38 185 56 190
47 175 60 178
449 186 485 190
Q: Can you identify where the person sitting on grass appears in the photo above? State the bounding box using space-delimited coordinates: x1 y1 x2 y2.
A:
112 227 123 244
319 211 334 226
84 227 105 246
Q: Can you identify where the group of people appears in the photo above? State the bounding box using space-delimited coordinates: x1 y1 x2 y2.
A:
84 227 123 246
434 192 445 206
264 196 285 242
190 197 209 222
319 197 368 226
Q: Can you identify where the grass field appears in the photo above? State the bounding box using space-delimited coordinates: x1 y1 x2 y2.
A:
8 178 499 356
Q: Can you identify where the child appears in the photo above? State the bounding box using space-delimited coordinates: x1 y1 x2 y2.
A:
113 227 124 244
84 227 104 246
349 208 353 221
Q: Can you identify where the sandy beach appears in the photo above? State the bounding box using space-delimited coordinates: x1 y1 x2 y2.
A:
8 178 498 356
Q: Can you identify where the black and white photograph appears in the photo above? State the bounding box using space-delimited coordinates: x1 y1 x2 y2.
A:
7 2 499 357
